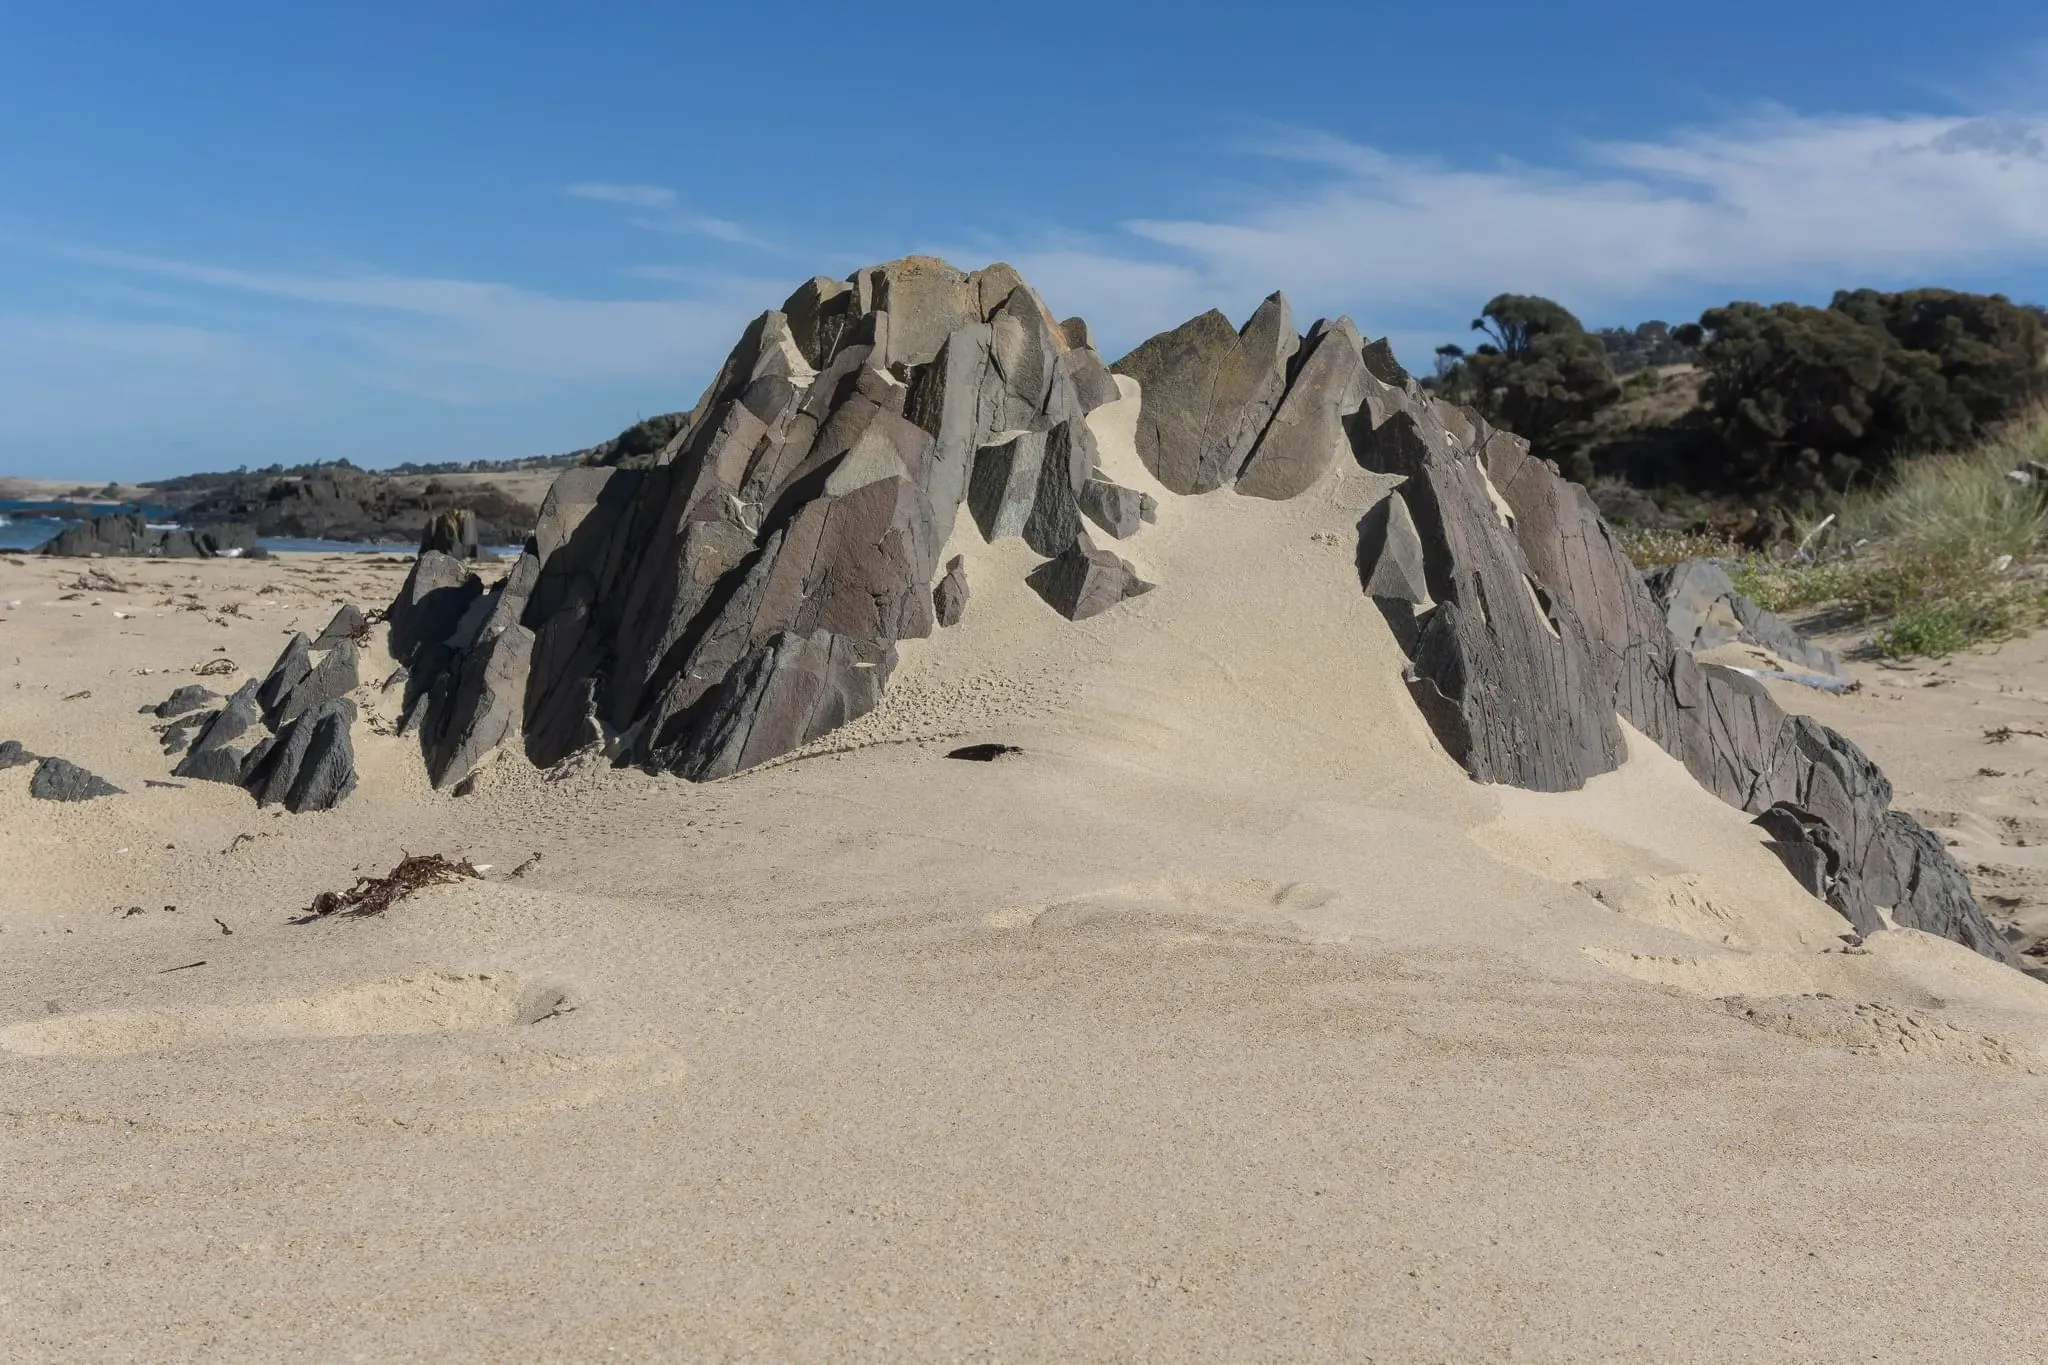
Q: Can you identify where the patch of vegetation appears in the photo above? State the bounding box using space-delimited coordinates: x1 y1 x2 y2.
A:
1616 408 2048 659
1433 295 1619 482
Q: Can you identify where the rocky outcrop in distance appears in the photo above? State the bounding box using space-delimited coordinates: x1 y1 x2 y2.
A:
40 510 258 559
172 467 533 546
376 256 2012 969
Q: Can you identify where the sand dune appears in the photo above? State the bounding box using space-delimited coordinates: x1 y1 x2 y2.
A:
3 384 2047 1359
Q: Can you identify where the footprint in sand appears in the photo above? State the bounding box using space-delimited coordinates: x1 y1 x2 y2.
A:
0 971 575 1059
0 973 690 1135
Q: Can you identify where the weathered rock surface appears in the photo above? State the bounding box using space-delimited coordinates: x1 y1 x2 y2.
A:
174 680 262 784
1647 558 1844 678
389 552 483 664
1353 389 1624 791
1026 533 1154 621
313 602 368 649
1078 477 1147 540
29 757 123 801
1338 357 2011 963
255 634 313 719
933 556 969 628
1111 293 1300 495
273 638 360 726
1237 317 1371 501
0 739 39 770
147 684 219 719
392 257 1128 785
245 699 358 812
1356 489 1430 607
39 511 257 558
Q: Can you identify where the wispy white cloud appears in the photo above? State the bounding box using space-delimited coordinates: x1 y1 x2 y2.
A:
15 105 2048 477
566 181 679 210
969 112 2048 354
566 181 772 249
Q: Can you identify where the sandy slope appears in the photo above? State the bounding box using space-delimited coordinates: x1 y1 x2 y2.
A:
3 401 2047 1361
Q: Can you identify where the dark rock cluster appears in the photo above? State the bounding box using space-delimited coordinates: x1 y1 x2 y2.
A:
168 603 363 812
1350 370 2012 964
389 257 1154 789
41 511 258 559
370 256 2011 969
174 468 532 547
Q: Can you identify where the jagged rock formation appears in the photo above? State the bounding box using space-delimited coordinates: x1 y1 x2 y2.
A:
1349 368 2013 965
373 257 2011 969
1646 559 1844 679
1111 294 1299 495
390 256 1143 790
172 625 361 811
41 511 257 558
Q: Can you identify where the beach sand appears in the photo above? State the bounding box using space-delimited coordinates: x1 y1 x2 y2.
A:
4 403 2047 1360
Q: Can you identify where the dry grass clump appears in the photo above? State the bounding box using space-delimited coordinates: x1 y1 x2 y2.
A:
1617 406 2048 659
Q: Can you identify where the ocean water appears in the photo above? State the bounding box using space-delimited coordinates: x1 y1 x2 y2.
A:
0 501 512 557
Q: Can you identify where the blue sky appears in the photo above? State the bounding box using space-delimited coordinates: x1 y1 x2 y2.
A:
6 0 2048 480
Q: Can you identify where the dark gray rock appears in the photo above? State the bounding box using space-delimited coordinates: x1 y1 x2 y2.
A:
150 684 220 719
1357 490 1431 607
380 257 1133 786
1020 419 1090 557
1646 558 1843 678
672 629 886 781
245 699 357 813
423 624 534 790
1883 811 2014 959
968 431 1048 543
175 679 262 783
160 714 206 756
177 744 251 785
1111 293 1301 495
1361 337 1410 385
1753 802 1872 932
1352 397 1624 792
40 511 151 557
255 634 313 718
29 757 123 801
1237 316 1370 501
388 551 483 665
934 556 970 628
1445 392 2014 964
41 513 255 559
0 739 39 770
1079 478 1147 540
1026 533 1154 621
312 602 368 649
274 638 360 726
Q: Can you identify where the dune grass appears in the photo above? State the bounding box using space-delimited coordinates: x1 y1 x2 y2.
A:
1618 407 2048 659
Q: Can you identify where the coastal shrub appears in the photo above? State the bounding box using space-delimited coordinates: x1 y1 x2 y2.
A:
1619 407 2048 659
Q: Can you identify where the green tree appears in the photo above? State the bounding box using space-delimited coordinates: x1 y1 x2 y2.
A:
1693 301 1955 494
1830 288 2045 430
1454 294 1619 482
